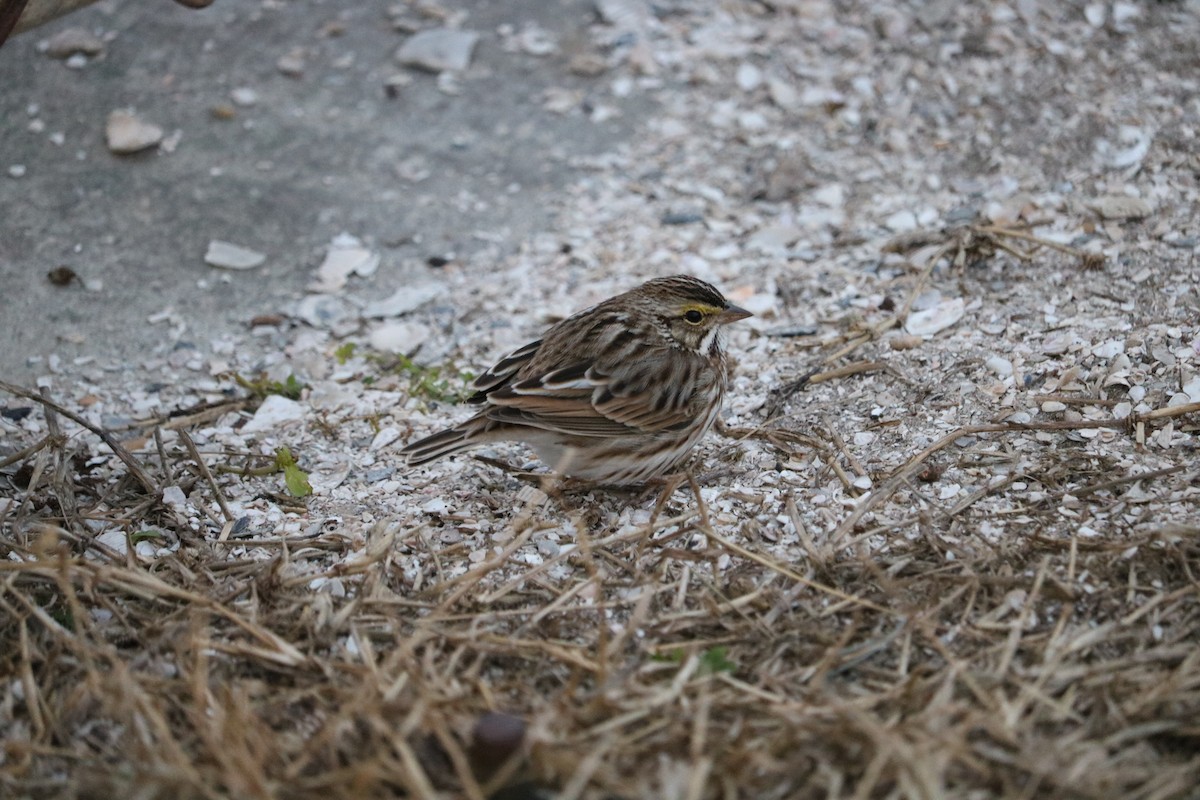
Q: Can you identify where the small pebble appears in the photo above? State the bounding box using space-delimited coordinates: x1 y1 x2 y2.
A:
890 334 923 351
396 28 480 72
661 210 704 226
204 240 266 270
904 298 965 337
362 284 441 318
277 51 305 77
368 321 431 354
470 712 526 778
230 87 259 107
44 28 105 59
293 295 350 329
986 356 1013 377
736 62 763 92
106 110 164 154
1088 195 1152 220
883 209 919 233
242 395 306 433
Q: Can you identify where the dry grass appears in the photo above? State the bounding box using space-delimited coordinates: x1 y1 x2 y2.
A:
2 380 1199 799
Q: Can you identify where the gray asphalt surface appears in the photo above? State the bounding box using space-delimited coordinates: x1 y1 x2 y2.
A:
0 0 646 384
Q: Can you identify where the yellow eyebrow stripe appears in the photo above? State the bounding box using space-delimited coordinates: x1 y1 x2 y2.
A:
681 303 721 315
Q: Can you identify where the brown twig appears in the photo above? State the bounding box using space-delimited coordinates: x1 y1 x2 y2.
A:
179 430 235 523
0 380 160 498
832 404 1200 542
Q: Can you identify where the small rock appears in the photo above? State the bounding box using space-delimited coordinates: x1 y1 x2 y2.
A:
568 52 608 76
1084 3 1106 27
738 110 768 131
739 293 776 317
96 529 128 555
515 24 557 56
594 0 651 29
1088 195 1152 220
761 152 810 202
47 266 77 285
65 53 89 69
242 394 306 433
396 28 480 72
44 28 105 59
889 334 923 351
938 483 961 500
1041 400 1067 413
105 110 163 154
294 295 350 329
747 224 802 253
766 75 799 112
370 427 402 451
1095 126 1152 170
811 183 846 208
470 712 526 779
277 50 305 77
8 164 25 178
916 0 956 28
874 8 910 40
986 356 1013 377
1042 331 1075 355
368 320 432 354
883 209 919 233
365 466 396 483
362 284 442 318
1092 339 1125 359
660 210 704 226
204 240 266 270
309 233 380 293
1166 393 1195 410
904 298 965 337
979 319 1007 335
230 87 258 107
1111 1 1139 30
736 62 763 92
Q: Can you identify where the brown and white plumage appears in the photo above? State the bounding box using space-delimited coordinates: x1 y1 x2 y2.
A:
400 275 751 484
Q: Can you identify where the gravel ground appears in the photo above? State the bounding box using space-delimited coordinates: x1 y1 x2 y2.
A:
3 1 1200 798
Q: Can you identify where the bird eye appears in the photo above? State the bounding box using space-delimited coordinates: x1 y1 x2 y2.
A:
684 310 704 324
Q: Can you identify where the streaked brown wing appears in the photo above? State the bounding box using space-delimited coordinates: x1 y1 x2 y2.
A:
485 347 705 436
468 338 543 402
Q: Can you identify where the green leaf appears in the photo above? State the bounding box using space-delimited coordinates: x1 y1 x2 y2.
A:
283 464 312 497
334 342 357 364
698 646 736 675
278 374 304 400
273 447 311 495
49 607 75 631
130 529 163 544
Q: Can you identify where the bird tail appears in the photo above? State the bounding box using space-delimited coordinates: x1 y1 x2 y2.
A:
400 422 481 466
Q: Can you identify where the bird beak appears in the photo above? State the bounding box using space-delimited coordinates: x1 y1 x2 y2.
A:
718 304 753 324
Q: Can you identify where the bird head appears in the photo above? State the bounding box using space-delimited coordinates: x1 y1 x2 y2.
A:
636 275 752 354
